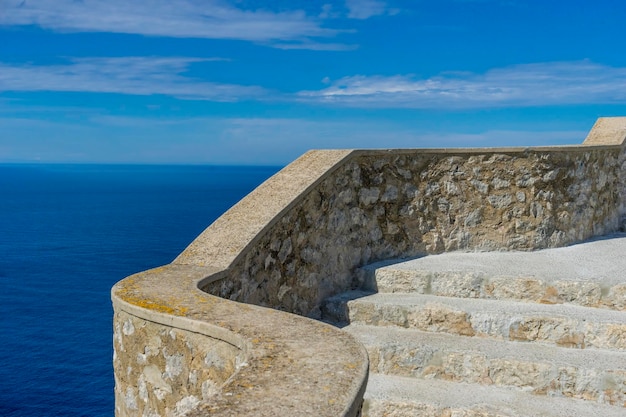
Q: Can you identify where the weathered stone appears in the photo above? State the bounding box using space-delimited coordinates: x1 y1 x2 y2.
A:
491 178 511 190
485 277 545 302
604 285 626 310
408 305 475 336
471 179 489 194
464 209 483 227
372 269 430 293
509 317 586 348
430 272 484 298
381 185 399 202
113 310 241 417
359 187 381 205
488 194 513 209
554 281 602 307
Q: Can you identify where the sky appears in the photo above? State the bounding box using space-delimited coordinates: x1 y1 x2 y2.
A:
1 0 626 165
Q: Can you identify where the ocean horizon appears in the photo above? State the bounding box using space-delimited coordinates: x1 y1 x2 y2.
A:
0 163 280 417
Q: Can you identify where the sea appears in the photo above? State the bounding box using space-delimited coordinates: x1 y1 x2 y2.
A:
0 164 280 417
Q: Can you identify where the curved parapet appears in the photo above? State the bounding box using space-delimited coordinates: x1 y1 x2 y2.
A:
113 117 626 416
174 149 355 270
112 149 369 417
112 264 369 417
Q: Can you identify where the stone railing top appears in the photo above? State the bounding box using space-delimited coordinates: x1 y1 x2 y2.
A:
174 149 354 270
583 117 626 146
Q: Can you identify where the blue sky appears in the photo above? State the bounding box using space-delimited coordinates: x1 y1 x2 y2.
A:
1 0 625 165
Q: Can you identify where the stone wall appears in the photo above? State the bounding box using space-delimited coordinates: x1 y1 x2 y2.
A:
190 119 626 318
113 309 242 417
583 117 626 228
113 117 625 416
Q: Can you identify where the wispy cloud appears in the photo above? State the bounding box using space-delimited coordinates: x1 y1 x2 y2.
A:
300 61 626 108
5 58 625 108
1 0 343 49
0 57 266 101
345 0 396 19
271 40 358 51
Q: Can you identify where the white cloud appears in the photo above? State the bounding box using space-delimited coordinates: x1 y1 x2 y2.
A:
5 58 626 109
1 0 339 48
319 4 339 19
300 61 626 108
345 0 395 19
0 57 266 100
271 41 358 51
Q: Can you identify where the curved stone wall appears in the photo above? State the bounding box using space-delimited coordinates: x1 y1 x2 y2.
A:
112 265 369 417
113 117 625 416
113 309 242 416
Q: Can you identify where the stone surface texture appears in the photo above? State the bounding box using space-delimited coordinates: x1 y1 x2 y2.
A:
112 264 368 417
322 234 626 415
363 374 626 417
194 118 626 319
113 309 241 417
112 117 625 416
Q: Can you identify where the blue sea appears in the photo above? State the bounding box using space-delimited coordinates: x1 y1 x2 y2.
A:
0 164 280 417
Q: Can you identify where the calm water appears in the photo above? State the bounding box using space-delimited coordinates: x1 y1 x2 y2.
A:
0 164 279 417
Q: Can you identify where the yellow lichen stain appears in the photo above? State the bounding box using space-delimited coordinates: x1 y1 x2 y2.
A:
192 289 220 306
260 357 274 368
343 362 357 370
120 293 189 316
539 286 561 304
114 275 190 316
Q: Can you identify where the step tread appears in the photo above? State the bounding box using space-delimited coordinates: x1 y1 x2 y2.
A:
364 373 626 417
323 291 626 350
334 291 626 323
363 233 626 287
345 324 626 369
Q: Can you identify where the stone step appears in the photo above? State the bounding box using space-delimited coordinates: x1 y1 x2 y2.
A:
322 291 626 350
346 324 626 405
357 236 626 311
359 263 626 311
363 373 626 417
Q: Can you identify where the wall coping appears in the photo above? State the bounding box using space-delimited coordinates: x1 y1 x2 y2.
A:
583 117 626 145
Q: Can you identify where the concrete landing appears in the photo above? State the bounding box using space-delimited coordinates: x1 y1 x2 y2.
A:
365 374 626 417
366 232 626 286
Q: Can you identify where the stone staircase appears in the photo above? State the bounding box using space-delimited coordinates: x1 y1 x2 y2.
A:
321 234 626 417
